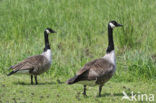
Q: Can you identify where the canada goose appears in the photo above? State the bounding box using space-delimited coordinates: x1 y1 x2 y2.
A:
7 28 56 85
67 21 123 96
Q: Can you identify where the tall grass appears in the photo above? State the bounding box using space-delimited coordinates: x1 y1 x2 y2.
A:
0 0 156 81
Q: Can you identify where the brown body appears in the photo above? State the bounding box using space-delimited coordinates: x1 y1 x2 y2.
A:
10 55 51 75
67 58 115 86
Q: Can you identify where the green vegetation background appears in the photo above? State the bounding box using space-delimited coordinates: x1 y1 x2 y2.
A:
0 0 156 103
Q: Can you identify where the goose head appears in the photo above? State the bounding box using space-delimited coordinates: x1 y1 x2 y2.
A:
109 21 123 29
45 28 56 34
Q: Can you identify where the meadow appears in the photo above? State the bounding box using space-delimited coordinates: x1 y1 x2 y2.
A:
0 0 156 103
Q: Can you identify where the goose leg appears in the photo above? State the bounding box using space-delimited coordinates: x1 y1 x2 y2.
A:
99 85 103 97
35 76 38 85
31 75 33 85
83 85 87 96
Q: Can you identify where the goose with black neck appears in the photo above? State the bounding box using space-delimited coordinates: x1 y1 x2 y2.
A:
7 28 56 85
67 21 123 97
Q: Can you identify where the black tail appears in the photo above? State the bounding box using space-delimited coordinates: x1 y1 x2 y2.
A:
7 71 17 76
66 75 79 84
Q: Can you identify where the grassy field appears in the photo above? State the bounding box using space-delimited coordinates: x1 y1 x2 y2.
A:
0 75 156 103
0 0 156 102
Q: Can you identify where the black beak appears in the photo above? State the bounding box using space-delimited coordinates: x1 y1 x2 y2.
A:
52 31 56 33
51 30 56 33
117 23 123 27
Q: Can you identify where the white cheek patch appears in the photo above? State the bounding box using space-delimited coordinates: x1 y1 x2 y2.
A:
46 29 50 34
109 23 115 28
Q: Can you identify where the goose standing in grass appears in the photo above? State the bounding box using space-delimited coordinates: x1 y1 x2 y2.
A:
67 21 123 96
7 28 56 85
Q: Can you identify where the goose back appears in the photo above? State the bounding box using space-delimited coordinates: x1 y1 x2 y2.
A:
75 58 115 86
10 55 51 75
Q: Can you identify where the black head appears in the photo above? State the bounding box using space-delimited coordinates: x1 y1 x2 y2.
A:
45 28 56 34
109 21 123 29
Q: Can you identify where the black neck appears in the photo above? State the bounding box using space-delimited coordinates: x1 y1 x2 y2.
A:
106 25 114 53
44 31 50 51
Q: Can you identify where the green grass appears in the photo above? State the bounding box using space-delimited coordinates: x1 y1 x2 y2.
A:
0 75 156 103
0 0 156 102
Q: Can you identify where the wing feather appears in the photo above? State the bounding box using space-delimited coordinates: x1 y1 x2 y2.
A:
76 58 114 81
11 55 46 71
